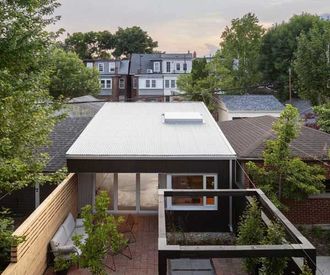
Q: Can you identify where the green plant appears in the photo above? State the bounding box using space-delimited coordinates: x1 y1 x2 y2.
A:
260 222 288 275
237 198 265 273
54 255 72 272
301 261 313 275
0 209 25 271
73 191 127 275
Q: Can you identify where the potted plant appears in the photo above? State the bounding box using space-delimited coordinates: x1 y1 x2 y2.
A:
72 191 127 275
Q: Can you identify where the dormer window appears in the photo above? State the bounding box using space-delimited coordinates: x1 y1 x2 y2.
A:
176 63 181 71
154 62 160 73
98 63 104 72
109 62 115 73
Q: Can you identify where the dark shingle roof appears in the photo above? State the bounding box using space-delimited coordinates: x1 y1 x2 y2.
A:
219 95 284 112
219 116 330 160
284 99 313 116
43 117 92 172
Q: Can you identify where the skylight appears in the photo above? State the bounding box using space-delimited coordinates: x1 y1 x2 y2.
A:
163 112 204 124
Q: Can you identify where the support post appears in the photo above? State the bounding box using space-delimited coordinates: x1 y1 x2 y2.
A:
136 173 140 212
158 252 167 275
114 173 118 211
305 249 317 275
229 159 233 231
35 182 40 209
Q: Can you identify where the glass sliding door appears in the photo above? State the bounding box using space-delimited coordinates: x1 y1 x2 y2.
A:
118 173 136 211
140 173 158 211
95 173 114 210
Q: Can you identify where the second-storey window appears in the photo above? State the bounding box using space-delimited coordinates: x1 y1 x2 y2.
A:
171 80 176 88
176 63 181 71
98 63 104 72
146 79 150 88
119 78 125 89
154 62 160 73
166 62 171 73
109 62 115 73
165 80 170 88
151 79 156 88
133 78 138 89
183 63 187 71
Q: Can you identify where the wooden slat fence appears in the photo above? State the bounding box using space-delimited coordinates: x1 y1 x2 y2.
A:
2 173 78 275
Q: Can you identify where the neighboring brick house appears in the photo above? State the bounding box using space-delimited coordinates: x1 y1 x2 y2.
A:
85 59 131 101
129 53 193 101
219 115 330 225
216 95 284 121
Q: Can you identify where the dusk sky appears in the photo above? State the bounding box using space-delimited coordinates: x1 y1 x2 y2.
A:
50 0 330 56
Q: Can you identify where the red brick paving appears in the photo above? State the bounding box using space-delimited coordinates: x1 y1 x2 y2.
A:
48 215 246 275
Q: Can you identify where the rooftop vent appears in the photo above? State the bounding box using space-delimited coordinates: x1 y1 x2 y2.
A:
163 112 204 124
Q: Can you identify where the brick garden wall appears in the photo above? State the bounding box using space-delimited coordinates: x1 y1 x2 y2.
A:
240 160 330 225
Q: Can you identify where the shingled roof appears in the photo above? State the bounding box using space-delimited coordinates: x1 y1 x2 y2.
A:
219 95 284 112
219 116 330 160
43 117 92 172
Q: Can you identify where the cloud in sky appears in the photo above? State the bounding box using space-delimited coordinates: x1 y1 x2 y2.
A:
50 0 330 56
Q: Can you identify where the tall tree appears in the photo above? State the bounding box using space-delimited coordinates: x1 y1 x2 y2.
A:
293 21 330 104
0 0 61 194
214 13 265 92
63 31 114 59
177 58 219 112
49 48 100 98
112 26 158 58
314 103 330 133
246 105 325 207
259 13 321 100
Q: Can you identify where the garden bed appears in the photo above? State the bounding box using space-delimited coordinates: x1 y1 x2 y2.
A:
298 226 330 256
167 232 236 245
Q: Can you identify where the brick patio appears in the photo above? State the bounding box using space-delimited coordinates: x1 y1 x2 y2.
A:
49 215 246 275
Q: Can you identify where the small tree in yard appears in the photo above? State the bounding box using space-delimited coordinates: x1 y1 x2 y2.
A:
73 191 127 275
237 198 265 274
260 223 288 275
246 104 325 208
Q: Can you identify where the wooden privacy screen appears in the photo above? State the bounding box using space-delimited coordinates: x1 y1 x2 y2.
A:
2 174 78 275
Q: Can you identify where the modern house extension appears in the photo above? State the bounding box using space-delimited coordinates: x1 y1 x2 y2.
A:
66 102 236 224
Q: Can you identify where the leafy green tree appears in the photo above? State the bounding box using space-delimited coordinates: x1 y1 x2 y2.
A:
49 48 100 99
177 58 219 112
73 191 127 275
214 13 264 92
0 210 25 270
64 31 114 59
260 223 288 275
246 105 325 208
314 103 330 133
237 198 265 273
259 13 321 100
293 21 330 104
112 26 158 58
0 0 61 195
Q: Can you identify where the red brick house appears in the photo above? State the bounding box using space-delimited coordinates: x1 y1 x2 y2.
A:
219 116 330 225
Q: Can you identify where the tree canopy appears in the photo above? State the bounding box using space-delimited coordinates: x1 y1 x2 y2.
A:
63 26 158 59
0 0 61 195
246 105 325 208
49 48 100 99
214 13 265 92
293 20 330 104
258 13 321 100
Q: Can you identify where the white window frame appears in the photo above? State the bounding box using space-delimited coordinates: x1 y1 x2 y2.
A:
109 62 115 73
98 63 104 73
100 78 112 89
166 62 171 73
86 62 94 69
151 79 156 88
119 78 125 89
171 79 176 88
176 63 181 71
165 79 170 88
166 174 218 211
146 79 150 88
154 62 160 73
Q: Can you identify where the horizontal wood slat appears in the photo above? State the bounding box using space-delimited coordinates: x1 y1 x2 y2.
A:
2 173 78 275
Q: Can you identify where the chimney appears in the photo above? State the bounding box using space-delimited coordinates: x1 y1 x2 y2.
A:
112 76 119 102
193 51 197 59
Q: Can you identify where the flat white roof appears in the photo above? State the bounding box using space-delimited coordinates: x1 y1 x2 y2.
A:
66 102 236 160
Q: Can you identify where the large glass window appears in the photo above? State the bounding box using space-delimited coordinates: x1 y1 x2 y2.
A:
168 174 217 210
151 79 156 88
166 62 171 73
165 79 170 88
118 173 136 211
95 173 114 210
140 174 158 211
146 79 150 88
